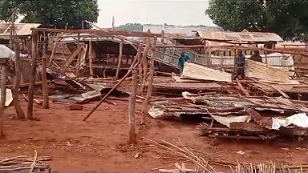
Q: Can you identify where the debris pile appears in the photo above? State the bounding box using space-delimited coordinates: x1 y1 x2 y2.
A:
0 154 51 172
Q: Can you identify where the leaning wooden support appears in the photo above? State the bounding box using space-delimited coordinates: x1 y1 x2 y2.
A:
42 57 49 109
142 37 157 125
83 45 143 121
0 65 6 137
27 30 38 120
128 68 138 144
115 40 124 79
12 42 25 119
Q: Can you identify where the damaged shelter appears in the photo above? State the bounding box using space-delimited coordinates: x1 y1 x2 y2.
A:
4 23 308 144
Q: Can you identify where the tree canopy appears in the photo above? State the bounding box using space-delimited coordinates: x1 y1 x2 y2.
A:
0 0 99 29
206 0 308 40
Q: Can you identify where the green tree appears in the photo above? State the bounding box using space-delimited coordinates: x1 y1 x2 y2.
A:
117 23 143 31
0 0 99 29
206 0 308 40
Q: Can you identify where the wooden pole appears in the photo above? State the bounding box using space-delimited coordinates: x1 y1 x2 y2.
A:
76 33 81 77
89 38 94 76
142 37 157 125
12 42 25 119
27 30 38 120
0 65 6 137
83 46 143 121
128 68 137 144
42 56 49 109
115 40 123 79
141 30 151 90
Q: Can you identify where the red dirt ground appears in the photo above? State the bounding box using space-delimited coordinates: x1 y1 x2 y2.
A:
1 94 308 172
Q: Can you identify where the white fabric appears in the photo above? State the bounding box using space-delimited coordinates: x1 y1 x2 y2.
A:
272 113 308 130
0 89 13 107
0 45 15 60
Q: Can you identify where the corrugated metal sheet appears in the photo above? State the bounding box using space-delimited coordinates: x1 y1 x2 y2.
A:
143 25 222 37
198 31 283 43
0 23 41 38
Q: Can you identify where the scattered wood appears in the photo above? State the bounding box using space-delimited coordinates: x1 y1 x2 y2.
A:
83 45 142 121
69 104 84 111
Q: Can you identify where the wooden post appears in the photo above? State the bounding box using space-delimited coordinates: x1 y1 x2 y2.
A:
265 50 268 64
0 65 6 137
42 57 49 109
142 37 157 125
89 38 94 76
27 30 38 120
141 30 151 90
115 40 123 79
76 33 81 77
12 42 25 119
161 30 165 44
128 68 138 144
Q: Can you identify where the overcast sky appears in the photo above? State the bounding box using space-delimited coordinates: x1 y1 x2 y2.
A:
97 0 215 27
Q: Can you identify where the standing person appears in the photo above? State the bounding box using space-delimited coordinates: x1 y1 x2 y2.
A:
250 51 262 62
233 50 246 80
178 52 193 74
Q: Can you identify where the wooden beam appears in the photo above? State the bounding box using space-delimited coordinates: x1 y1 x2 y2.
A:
27 30 38 120
62 45 82 70
115 40 123 79
0 65 6 137
128 68 138 144
33 28 162 37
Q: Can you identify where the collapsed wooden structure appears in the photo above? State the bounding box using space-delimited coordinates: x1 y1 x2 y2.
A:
2 24 308 143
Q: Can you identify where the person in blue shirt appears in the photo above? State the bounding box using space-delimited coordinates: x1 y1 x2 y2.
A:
178 52 193 74
233 50 246 80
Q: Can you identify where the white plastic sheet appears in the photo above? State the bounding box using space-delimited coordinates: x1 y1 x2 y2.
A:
211 115 251 128
272 113 308 130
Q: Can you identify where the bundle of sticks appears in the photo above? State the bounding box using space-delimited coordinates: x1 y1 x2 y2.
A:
0 152 51 172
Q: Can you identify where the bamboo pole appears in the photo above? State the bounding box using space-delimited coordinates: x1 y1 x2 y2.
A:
115 40 123 79
0 65 6 137
83 45 143 121
27 30 38 120
89 38 94 76
128 68 138 144
142 37 157 125
42 57 49 109
12 42 25 119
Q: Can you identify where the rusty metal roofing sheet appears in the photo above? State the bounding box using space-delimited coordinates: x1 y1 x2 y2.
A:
198 31 283 43
0 23 41 37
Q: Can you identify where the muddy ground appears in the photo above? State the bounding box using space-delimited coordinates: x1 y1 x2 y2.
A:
1 91 308 172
